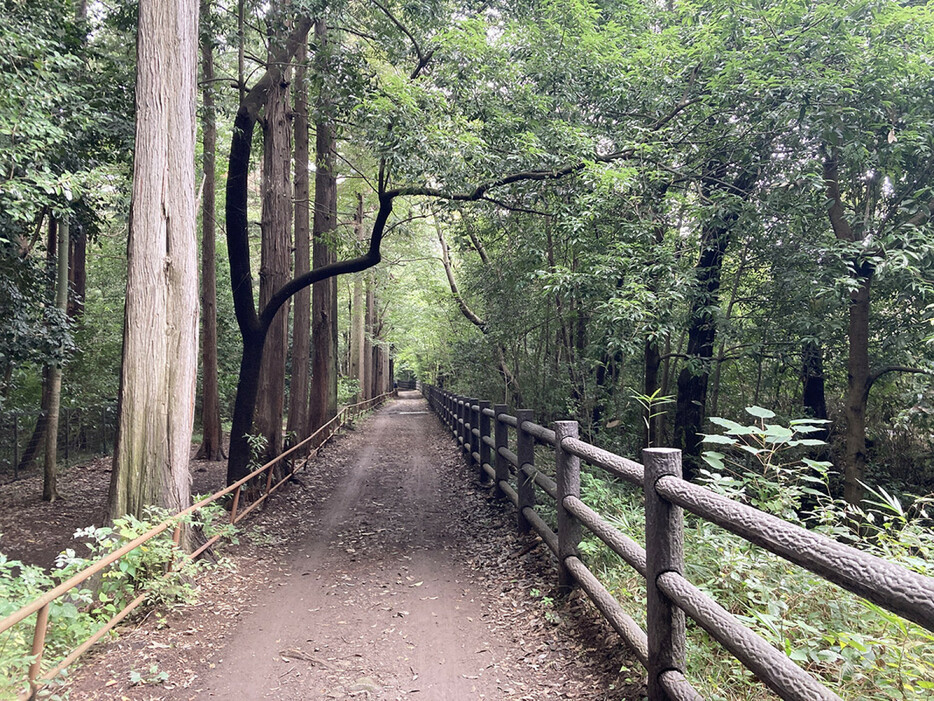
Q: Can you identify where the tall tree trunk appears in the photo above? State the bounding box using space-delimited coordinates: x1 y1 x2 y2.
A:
18 220 57 473
643 337 661 448
67 224 86 319
43 218 69 502
223 17 389 485
801 338 829 439
674 169 753 478
197 0 224 460
709 242 749 417
287 31 311 443
109 0 199 519
363 275 375 400
823 146 871 506
843 274 872 505
350 194 366 399
308 18 339 436
254 25 293 461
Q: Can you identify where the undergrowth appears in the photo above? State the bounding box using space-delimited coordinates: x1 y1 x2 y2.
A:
0 499 234 699
578 407 934 700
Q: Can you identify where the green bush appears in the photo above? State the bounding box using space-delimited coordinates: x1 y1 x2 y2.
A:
578 407 934 699
0 502 233 699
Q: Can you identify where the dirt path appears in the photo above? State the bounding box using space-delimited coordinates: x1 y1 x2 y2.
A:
68 393 642 700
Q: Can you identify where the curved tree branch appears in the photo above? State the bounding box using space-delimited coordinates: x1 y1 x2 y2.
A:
436 223 486 328
866 366 933 399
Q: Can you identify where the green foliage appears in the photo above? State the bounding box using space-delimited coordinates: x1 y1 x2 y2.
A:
0 502 232 698
699 406 833 519
0 241 73 401
580 412 934 699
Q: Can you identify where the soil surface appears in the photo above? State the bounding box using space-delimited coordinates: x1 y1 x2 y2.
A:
13 392 645 700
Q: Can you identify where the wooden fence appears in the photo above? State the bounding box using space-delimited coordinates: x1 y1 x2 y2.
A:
0 392 391 700
422 384 934 701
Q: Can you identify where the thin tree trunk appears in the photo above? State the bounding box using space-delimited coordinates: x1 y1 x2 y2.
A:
308 18 338 436
67 224 86 319
109 0 199 519
643 337 661 448
287 31 311 443
823 147 871 506
197 0 224 460
19 220 57 473
709 242 749 417
254 20 293 461
844 275 871 505
674 169 754 478
801 339 829 439
43 218 69 502
350 194 366 399
363 275 375 400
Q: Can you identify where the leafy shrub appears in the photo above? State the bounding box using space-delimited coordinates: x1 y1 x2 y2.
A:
0 502 232 698
578 407 934 699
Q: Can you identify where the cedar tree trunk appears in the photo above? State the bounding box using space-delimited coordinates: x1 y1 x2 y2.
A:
109 0 199 518
308 18 339 436
197 0 225 460
286 31 311 443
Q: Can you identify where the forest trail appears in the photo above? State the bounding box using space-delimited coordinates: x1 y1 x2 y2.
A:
162 391 638 700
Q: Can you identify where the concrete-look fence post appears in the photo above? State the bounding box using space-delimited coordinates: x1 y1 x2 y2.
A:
515 409 535 533
457 397 466 454
554 420 581 589
469 398 480 471
493 404 510 498
644 448 686 701
450 393 456 436
467 398 475 467
478 400 492 483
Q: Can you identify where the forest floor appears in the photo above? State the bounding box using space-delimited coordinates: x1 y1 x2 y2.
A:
3 392 644 700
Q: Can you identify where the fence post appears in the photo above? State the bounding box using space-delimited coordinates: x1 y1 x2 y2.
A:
644 448 686 701
515 409 535 532
478 400 492 483
28 602 51 694
493 405 510 497
469 399 480 472
458 397 467 457
554 420 581 590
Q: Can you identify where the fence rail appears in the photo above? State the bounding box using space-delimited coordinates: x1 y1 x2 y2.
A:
0 392 392 700
422 384 934 701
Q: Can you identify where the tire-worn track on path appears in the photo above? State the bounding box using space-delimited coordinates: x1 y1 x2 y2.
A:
70 392 643 700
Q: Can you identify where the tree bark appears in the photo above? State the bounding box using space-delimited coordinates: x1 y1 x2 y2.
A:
823 147 871 506
308 18 339 437
109 0 199 519
223 17 393 484
67 224 86 319
363 274 375 400
349 194 366 399
43 218 69 502
674 169 754 478
18 219 57 474
197 0 225 461
801 339 829 439
286 31 311 443
254 22 293 462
